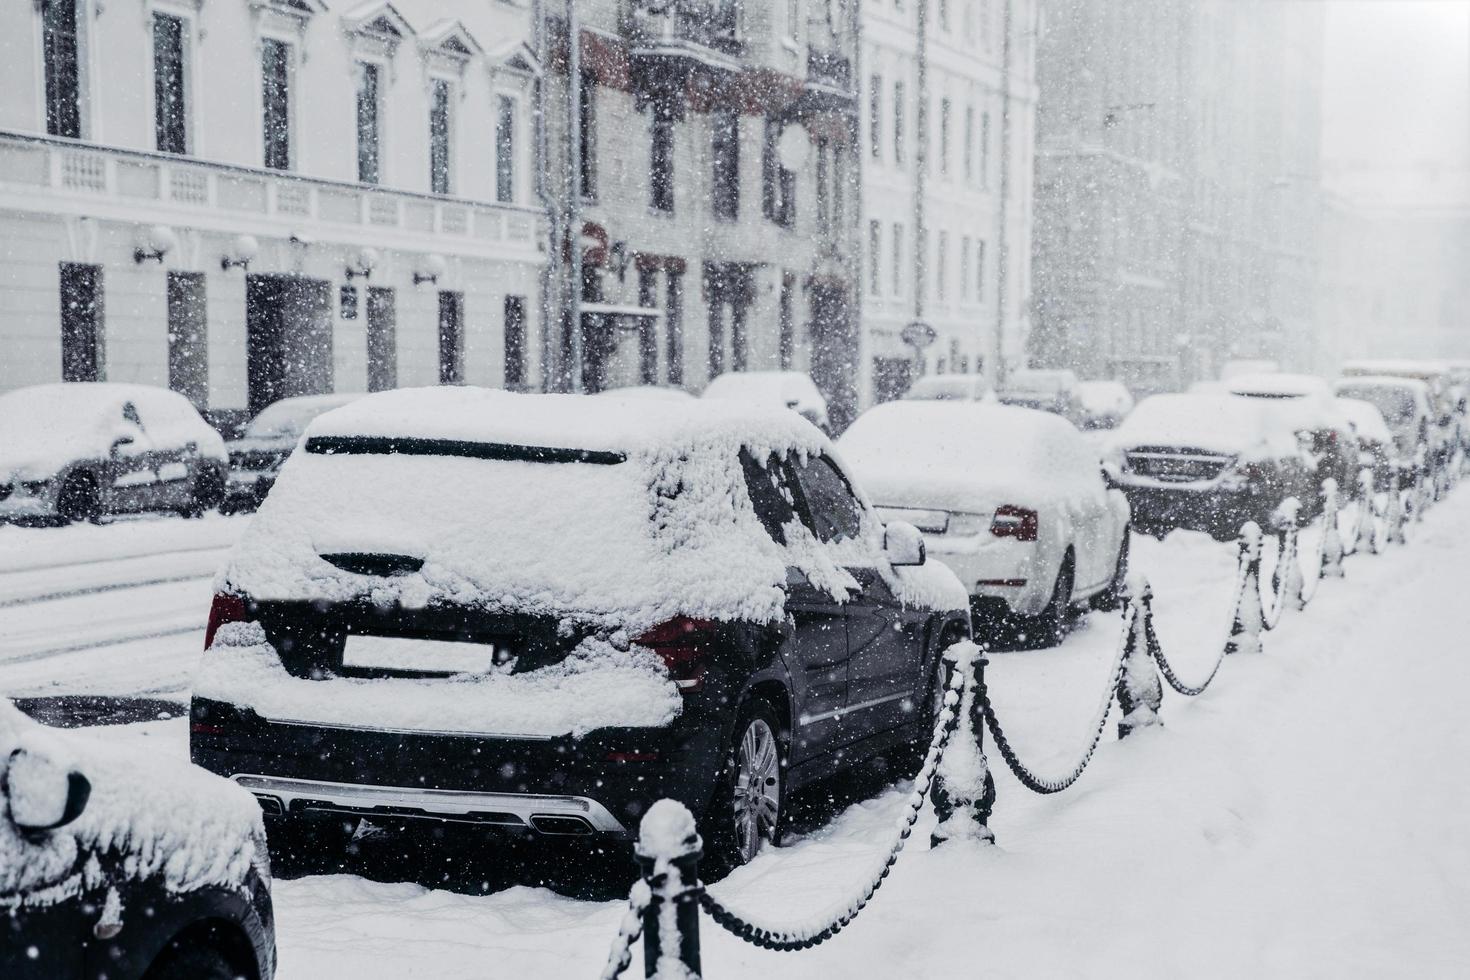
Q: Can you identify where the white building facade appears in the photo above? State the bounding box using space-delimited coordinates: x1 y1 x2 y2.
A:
857 0 1037 403
0 0 545 427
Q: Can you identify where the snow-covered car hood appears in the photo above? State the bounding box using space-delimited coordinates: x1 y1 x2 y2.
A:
1106 394 1298 462
0 700 265 907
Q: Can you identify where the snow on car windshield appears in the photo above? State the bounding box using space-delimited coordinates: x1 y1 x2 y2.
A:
1335 382 1418 425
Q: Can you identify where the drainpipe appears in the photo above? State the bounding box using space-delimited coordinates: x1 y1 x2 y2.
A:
992 0 1014 391
533 0 553 391
913 0 929 367
565 0 584 392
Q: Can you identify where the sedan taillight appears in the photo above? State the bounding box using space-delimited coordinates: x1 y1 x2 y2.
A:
635 617 719 693
203 593 247 650
991 505 1039 542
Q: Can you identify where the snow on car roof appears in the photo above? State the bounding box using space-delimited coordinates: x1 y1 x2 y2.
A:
838 401 1099 512
1226 372 1334 399
701 371 827 412
1335 398 1394 444
1002 368 1079 394
1333 375 1430 395
1110 394 1294 457
0 698 263 904
225 387 962 629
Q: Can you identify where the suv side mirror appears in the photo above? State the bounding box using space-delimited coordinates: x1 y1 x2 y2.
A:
110 435 135 457
883 521 926 567
6 748 90 835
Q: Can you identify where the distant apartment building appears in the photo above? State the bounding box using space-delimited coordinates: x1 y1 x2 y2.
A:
0 0 544 426
1031 0 1326 391
858 0 1038 402
540 0 862 425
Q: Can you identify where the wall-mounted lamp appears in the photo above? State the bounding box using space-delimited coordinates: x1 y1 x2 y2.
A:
345 246 380 281
413 253 447 286
220 234 259 272
133 224 178 264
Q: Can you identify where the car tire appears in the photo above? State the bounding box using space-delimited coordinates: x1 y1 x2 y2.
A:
1029 553 1075 648
705 700 785 873
265 812 360 877
1090 530 1131 611
142 940 239 980
183 467 226 519
56 471 101 524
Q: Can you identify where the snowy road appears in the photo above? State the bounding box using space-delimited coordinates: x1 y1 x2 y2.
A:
7 499 1470 977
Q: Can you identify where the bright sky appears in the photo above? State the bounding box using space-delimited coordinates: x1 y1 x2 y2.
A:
1322 0 1470 200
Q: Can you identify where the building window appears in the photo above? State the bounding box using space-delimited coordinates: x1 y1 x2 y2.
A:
891 223 904 298
960 236 971 299
976 240 986 300
711 109 740 221
833 142 846 230
356 62 381 184
430 78 453 195
437 291 463 383
579 72 597 200
59 263 103 382
495 95 516 204
936 231 948 302
893 81 905 165
868 75 882 160
868 220 882 296
166 272 207 407
815 139 830 229
778 274 796 371
980 111 991 188
638 268 658 384
665 270 684 386
366 287 396 391
42 0 82 139
650 111 675 212
939 98 951 177
152 13 187 155
504 295 527 390
963 106 974 183
762 118 794 228
939 0 951 31
261 38 292 170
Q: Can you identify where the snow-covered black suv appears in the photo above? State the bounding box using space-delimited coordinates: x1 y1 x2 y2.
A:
189 388 969 866
1 699 275 980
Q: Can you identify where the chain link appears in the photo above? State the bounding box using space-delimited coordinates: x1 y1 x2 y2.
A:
599 880 652 980
979 605 1133 795
697 657 969 952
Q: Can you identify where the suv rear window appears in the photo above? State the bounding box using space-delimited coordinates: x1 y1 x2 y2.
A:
740 450 797 545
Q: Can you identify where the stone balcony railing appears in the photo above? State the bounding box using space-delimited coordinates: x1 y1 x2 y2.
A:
0 129 544 252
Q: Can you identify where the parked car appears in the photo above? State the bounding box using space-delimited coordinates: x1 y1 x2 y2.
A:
1331 376 1433 463
0 383 227 525
1340 360 1459 472
701 371 830 431
1335 397 1395 490
1226 373 1359 504
1 698 274 980
189 388 969 869
222 393 365 514
1076 380 1135 430
901 374 991 402
839 401 1131 645
997 369 1085 426
1104 393 1313 540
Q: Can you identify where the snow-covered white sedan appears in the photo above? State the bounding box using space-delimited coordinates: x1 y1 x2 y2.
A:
839 401 1131 644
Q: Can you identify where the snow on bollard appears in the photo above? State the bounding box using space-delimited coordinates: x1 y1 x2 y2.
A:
1354 468 1377 556
1116 572 1163 738
1413 447 1429 523
1226 522 1265 656
1385 463 1408 546
930 641 996 848
1320 479 1345 579
1270 499 1304 609
634 800 703 980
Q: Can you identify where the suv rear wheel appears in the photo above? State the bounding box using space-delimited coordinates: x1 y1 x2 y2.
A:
707 701 784 871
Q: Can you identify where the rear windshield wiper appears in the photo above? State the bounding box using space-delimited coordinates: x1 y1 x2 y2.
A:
305 436 626 465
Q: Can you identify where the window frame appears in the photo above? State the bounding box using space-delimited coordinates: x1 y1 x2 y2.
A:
428 74 456 195
355 58 385 185
495 91 519 204
259 34 296 171
789 453 864 545
150 9 193 156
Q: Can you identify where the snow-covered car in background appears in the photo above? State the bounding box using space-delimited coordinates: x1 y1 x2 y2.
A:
1332 375 1434 463
700 370 830 431
189 388 969 869
997 368 1085 426
1 699 274 980
1226 373 1359 503
1104 393 1313 540
222 393 364 514
1335 397 1396 489
595 385 697 402
0 384 227 525
839 401 1131 645
1075 380 1135 430
1340 360 1460 472
901 374 990 402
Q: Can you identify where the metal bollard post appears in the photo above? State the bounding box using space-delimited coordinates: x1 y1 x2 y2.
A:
634 800 703 980
1354 468 1377 555
931 642 996 848
1226 522 1265 655
1270 499 1301 601
1320 478 1345 578
1385 463 1407 546
1117 573 1163 738
1413 447 1428 523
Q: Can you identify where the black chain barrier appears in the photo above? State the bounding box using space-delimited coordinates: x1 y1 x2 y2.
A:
599 464 1452 977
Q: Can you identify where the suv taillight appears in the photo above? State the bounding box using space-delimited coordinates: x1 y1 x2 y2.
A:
203 593 247 650
635 617 719 693
991 505 1039 542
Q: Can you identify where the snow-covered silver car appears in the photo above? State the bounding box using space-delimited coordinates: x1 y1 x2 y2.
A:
0 383 227 524
222 393 364 514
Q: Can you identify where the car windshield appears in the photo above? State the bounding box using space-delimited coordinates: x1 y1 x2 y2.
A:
245 396 359 440
1335 384 1416 425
